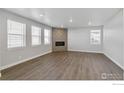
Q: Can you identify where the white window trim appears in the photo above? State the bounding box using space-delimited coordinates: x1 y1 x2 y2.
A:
7 19 26 49
31 26 42 46
44 28 51 45
90 30 101 45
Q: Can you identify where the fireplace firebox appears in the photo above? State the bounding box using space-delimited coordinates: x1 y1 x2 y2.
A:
55 42 65 46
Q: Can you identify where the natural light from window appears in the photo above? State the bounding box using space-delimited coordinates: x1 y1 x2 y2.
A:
90 30 101 45
31 26 41 46
7 20 26 48
44 29 51 45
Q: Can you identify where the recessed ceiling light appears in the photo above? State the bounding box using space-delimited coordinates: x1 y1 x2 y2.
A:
61 25 63 28
88 21 91 25
69 17 73 23
40 14 44 17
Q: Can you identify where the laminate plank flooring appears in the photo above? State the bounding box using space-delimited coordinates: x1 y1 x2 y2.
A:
0 51 123 80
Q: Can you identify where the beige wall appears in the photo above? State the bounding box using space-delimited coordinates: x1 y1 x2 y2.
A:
52 28 67 52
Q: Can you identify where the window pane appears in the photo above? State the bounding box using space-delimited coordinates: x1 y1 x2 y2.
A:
8 20 26 35
32 26 41 36
90 30 101 45
32 26 41 45
32 36 41 45
8 34 25 48
45 38 49 44
7 20 26 48
44 29 51 45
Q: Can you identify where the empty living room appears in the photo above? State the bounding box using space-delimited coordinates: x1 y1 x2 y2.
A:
0 8 124 81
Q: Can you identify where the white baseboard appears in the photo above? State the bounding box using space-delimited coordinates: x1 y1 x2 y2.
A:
0 50 52 71
104 52 124 70
68 49 123 70
0 49 123 73
68 49 103 54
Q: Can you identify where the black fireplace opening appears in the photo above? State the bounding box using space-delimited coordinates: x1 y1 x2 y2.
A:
55 41 65 46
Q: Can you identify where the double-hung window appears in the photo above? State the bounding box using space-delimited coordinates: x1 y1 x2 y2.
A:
31 26 41 46
44 29 51 45
7 20 26 48
90 30 101 45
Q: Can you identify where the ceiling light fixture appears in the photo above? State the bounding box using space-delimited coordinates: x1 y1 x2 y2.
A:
88 21 91 25
40 14 44 17
88 17 92 26
61 25 63 28
69 17 73 23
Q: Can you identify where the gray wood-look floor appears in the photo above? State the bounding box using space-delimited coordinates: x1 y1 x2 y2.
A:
0 51 123 80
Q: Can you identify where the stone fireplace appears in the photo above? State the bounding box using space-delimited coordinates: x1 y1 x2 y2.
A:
52 28 67 52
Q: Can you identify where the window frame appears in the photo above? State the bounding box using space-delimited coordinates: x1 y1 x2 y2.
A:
7 19 26 49
31 26 42 46
44 28 51 45
90 30 101 45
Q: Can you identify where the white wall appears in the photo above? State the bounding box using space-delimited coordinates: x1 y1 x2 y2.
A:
0 9 52 70
0 15 2 76
68 26 103 53
103 10 123 70
123 9 124 70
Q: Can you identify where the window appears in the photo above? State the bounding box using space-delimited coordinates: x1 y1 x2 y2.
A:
90 30 101 45
31 26 41 46
44 29 51 45
7 20 26 48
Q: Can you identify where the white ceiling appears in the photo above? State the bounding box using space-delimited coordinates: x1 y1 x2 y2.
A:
4 8 120 28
